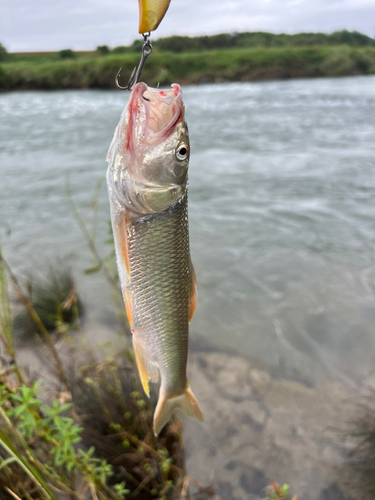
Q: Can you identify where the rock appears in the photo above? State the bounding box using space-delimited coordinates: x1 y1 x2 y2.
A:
239 466 269 496
248 368 272 394
215 481 239 500
320 484 353 500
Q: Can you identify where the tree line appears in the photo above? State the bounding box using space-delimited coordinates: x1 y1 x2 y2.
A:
113 30 375 54
1 30 374 61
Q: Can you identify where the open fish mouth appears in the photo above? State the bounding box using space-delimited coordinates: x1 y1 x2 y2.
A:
126 83 184 149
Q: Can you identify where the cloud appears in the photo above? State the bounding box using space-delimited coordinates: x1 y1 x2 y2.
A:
1 0 374 52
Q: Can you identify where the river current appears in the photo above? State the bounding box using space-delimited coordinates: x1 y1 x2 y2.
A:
1 76 375 387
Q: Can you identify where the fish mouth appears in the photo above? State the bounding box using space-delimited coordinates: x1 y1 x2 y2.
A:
142 84 183 136
127 82 184 146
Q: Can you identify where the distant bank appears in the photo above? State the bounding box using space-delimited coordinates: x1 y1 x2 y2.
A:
1 30 375 91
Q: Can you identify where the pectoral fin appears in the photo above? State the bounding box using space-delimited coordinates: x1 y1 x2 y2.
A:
132 335 159 397
123 288 133 326
188 266 197 323
117 213 130 277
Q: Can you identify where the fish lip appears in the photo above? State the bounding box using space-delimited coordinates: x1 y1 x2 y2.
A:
125 82 148 153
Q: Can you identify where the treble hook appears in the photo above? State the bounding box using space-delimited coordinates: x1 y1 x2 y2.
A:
116 32 153 91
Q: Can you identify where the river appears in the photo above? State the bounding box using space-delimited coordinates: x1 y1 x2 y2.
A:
1 76 375 389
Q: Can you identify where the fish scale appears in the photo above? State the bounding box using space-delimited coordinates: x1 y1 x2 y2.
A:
128 191 191 393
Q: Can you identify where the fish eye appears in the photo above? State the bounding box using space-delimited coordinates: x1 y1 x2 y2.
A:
176 143 189 161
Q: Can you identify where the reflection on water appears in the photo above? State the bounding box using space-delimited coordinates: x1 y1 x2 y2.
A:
1 76 375 385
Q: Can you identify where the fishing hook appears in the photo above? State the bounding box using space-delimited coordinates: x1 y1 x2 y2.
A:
116 32 153 90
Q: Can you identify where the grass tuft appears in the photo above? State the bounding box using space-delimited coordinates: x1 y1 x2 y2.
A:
12 264 83 338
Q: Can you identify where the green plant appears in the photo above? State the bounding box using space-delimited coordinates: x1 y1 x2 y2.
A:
0 43 7 61
97 45 110 55
263 482 297 500
71 349 188 498
0 423 55 500
0 249 122 498
59 49 76 59
0 376 129 498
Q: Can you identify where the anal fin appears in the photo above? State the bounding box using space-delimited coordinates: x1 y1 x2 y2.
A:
132 335 159 397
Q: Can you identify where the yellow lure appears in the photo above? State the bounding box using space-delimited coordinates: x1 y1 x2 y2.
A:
138 0 171 33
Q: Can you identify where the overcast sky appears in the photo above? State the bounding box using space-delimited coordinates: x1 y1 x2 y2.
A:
1 0 375 52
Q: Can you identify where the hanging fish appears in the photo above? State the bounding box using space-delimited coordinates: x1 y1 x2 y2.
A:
138 0 171 33
106 82 203 436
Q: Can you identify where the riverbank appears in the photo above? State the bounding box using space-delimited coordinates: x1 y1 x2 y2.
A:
1 45 375 91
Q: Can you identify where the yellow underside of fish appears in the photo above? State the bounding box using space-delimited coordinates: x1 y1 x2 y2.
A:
138 0 171 33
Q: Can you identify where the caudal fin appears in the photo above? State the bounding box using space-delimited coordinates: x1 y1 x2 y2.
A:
153 386 203 436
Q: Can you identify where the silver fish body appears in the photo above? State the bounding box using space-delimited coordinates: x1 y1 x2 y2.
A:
106 82 202 435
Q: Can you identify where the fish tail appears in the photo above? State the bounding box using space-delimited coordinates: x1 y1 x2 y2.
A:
153 386 203 436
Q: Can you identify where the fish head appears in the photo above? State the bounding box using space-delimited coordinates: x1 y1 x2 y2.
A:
107 82 190 215
130 82 189 187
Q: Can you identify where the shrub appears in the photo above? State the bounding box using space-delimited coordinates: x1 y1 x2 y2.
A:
0 43 7 61
59 49 76 59
112 46 129 54
97 45 110 55
321 46 357 76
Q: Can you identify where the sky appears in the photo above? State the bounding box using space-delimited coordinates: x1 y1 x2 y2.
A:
1 0 375 52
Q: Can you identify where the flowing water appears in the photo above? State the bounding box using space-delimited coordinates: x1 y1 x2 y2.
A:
1 76 375 387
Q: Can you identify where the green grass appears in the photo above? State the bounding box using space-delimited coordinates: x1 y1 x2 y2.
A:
6 50 97 64
1 45 375 91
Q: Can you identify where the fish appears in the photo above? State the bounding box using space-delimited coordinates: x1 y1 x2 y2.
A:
106 82 203 436
138 0 171 33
